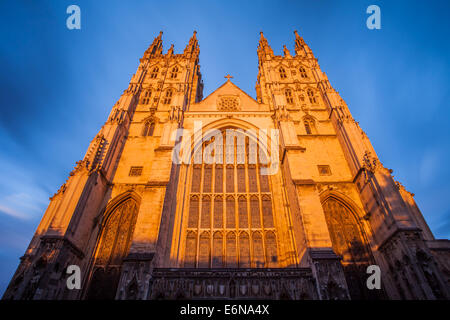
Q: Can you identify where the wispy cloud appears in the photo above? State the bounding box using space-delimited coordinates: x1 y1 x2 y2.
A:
0 205 30 220
434 211 450 239
419 148 441 187
0 162 50 221
0 190 48 221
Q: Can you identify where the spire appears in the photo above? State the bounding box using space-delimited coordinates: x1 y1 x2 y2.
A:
294 30 304 47
294 29 313 58
283 45 291 57
259 31 265 41
142 31 163 59
167 43 174 56
183 30 200 58
257 31 274 60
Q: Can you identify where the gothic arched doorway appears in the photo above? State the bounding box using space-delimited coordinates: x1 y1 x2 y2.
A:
86 197 139 299
322 196 380 300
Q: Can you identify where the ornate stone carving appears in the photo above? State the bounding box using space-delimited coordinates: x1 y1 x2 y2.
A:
273 104 290 121
168 105 183 123
362 151 379 173
149 268 318 300
217 95 240 111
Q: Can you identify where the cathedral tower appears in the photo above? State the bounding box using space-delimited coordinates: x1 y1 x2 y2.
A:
3 31 449 300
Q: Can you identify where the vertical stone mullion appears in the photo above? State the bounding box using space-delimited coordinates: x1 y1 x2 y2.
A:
196 144 205 267
244 143 253 265
222 132 226 264
256 147 269 266
233 139 240 266
210 162 215 266
184 131 280 269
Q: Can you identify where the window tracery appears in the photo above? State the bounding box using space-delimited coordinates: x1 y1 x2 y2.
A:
299 66 307 78
142 120 156 136
183 130 278 268
285 88 294 104
163 89 173 105
170 66 178 79
307 88 317 104
150 67 159 79
303 117 316 135
322 197 373 299
86 198 139 299
279 67 287 79
217 96 240 111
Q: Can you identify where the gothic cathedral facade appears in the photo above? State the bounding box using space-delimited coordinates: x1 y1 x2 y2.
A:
4 31 450 300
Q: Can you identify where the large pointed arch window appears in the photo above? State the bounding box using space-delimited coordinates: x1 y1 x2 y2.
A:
322 196 376 299
183 129 278 268
86 198 139 299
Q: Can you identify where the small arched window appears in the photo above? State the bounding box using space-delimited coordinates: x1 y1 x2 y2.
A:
163 89 173 105
285 88 293 104
304 121 312 135
279 67 287 79
150 67 159 79
303 117 316 135
141 90 151 104
307 89 317 104
142 121 155 136
170 66 178 79
299 67 307 78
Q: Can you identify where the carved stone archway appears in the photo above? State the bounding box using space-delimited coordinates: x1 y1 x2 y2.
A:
85 195 140 299
321 195 381 299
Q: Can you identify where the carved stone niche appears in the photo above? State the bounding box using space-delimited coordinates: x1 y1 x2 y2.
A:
309 249 350 300
116 252 155 300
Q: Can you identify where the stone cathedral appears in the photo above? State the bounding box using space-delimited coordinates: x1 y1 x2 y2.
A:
4 31 450 300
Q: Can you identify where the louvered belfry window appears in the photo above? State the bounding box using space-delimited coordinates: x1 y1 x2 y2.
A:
183 130 278 268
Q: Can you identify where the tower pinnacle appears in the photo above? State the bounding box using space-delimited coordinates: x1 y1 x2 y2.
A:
293 29 313 58
257 31 274 60
283 45 291 57
142 31 164 59
184 30 200 57
167 43 174 56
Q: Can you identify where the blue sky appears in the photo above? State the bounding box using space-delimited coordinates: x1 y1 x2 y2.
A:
0 0 449 296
